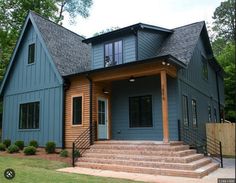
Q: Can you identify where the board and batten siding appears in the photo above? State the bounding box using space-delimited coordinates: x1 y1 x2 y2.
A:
137 30 168 60
2 23 63 147
91 35 136 69
178 35 224 135
111 75 178 140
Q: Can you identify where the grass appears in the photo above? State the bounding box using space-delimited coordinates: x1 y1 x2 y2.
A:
0 156 141 183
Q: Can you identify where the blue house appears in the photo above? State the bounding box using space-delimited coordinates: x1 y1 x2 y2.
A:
0 11 224 177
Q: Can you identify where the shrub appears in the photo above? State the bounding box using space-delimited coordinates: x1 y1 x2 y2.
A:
3 139 11 148
7 144 19 153
15 140 24 150
74 149 80 158
0 143 6 151
60 149 68 157
29 140 39 148
45 141 56 154
23 146 36 155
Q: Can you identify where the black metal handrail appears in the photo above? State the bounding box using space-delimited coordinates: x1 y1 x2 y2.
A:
178 121 223 168
72 123 97 167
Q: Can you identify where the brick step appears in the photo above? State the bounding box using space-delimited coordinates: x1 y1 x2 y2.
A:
82 153 204 163
91 144 189 151
94 140 183 146
75 161 219 178
87 148 196 157
79 157 212 170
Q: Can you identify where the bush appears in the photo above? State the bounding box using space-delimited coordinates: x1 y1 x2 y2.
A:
23 146 36 155
7 144 19 153
29 140 39 148
15 140 24 150
0 143 6 151
45 141 56 154
3 139 11 148
74 149 80 158
60 149 68 157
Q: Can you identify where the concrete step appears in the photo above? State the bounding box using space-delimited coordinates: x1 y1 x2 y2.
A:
87 148 196 157
76 161 219 178
83 153 204 163
79 157 212 170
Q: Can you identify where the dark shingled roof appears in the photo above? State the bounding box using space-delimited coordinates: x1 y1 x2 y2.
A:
157 21 205 65
31 12 91 76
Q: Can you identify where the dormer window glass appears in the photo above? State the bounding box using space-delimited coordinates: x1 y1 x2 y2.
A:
105 40 122 67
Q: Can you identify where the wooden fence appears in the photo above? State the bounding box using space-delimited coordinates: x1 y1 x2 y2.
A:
206 123 235 156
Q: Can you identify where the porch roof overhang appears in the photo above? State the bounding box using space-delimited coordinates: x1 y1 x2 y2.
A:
65 54 186 81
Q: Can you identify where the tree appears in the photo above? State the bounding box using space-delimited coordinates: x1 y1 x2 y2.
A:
0 0 93 80
212 0 235 42
93 27 120 36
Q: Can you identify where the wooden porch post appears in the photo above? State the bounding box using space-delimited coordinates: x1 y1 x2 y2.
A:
160 70 169 143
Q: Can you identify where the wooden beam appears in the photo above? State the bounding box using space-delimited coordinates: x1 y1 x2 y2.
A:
160 70 169 143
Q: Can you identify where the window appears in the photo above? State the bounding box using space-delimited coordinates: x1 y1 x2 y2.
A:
105 40 122 67
214 108 217 122
182 95 189 126
208 105 212 122
192 99 198 127
28 43 35 64
202 56 208 80
72 96 82 125
129 95 152 128
19 102 39 129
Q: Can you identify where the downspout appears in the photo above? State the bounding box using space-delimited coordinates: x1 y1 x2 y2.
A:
62 79 70 149
215 70 221 123
86 74 93 145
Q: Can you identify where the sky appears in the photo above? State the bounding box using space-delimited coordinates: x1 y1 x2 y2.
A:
63 0 223 38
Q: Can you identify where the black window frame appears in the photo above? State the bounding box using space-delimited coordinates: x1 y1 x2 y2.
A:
19 101 40 129
214 107 217 122
182 95 189 126
208 105 212 122
202 56 208 80
104 40 123 67
192 99 198 127
72 96 82 125
129 95 153 128
28 43 35 64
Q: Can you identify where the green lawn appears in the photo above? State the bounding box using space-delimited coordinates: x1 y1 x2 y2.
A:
0 156 141 183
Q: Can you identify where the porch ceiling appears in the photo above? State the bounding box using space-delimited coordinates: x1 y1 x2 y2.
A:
90 59 177 82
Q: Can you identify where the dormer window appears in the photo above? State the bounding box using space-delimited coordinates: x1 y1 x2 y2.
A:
104 40 122 67
28 43 35 64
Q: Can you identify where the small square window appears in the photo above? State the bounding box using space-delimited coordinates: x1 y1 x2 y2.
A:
28 43 35 64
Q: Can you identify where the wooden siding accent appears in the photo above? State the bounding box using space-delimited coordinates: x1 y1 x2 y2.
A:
91 61 177 82
65 76 90 148
161 70 169 143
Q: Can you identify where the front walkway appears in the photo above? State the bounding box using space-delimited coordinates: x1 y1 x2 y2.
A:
57 158 235 183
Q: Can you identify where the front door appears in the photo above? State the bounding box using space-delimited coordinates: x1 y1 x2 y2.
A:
98 98 108 139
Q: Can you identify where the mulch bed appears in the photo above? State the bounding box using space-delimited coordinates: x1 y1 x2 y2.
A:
0 148 72 165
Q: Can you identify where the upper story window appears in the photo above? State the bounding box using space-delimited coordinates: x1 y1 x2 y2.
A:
28 43 35 64
104 40 122 67
202 56 208 80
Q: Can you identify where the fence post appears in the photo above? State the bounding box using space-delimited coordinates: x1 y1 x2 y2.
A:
72 142 75 167
219 141 223 168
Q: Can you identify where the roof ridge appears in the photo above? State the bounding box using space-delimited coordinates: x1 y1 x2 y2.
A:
29 10 86 40
172 21 205 30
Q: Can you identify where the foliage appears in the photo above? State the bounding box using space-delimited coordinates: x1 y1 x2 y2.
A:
0 156 136 183
60 149 69 157
217 42 235 121
7 144 20 153
212 0 235 42
93 27 120 36
45 141 56 154
29 140 39 148
24 146 37 155
0 142 6 151
74 149 80 157
3 139 11 148
15 140 24 150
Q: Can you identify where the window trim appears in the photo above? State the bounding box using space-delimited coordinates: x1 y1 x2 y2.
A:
71 94 83 126
182 95 189 127
18 101 40 130
213 107 217 122
191 99 198 128
28 43 36 65
208 105 212 122
104 39 123 67
129 95 153 128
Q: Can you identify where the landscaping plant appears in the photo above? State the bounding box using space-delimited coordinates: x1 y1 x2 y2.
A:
45 141 56 154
